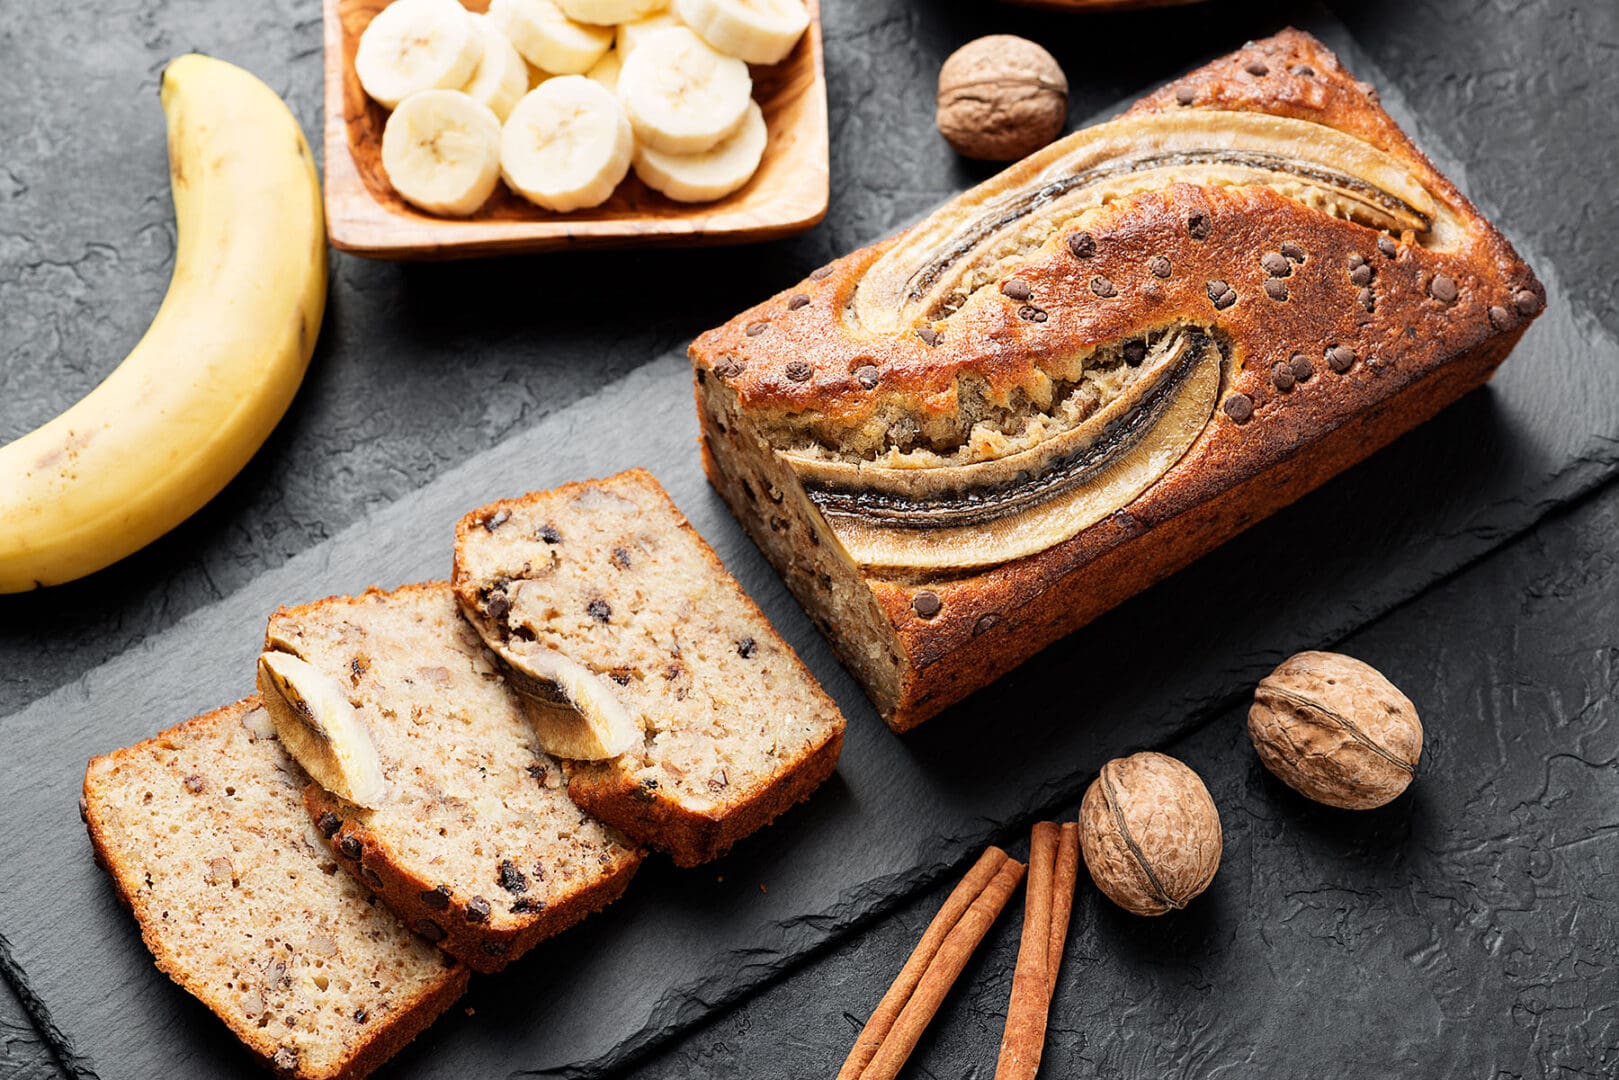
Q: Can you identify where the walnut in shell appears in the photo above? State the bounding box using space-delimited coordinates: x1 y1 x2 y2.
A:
936 35 1068 161
1249 651 1422 810
1079 751 1222 916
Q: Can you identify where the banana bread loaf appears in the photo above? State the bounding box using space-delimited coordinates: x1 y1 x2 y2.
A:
82 698 467 1080
262 582 644 973
689 28 1546 731
451 469 846 866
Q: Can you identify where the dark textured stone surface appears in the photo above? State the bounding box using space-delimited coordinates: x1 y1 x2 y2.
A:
1 0 1616 1077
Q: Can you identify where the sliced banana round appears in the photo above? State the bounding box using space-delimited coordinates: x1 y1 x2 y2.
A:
674 0 808 65
585 50 622 93
355 0 485 110
462 13 529 121
556 0 668 25
616 11 684 61
487 0 613 75
634 98 765 202
381 89 503 216
618 26 751 155
257 651 387 808
501 76 633 211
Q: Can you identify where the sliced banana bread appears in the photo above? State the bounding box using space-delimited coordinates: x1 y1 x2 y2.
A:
262 582 644 973
82 698 467 1080
451 469 846 866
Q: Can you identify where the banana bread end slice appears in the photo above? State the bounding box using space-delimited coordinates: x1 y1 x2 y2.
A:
83 698 467 1080
452 469 847 866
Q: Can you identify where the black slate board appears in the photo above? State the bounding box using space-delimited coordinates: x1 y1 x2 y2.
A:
4 18 1619 1080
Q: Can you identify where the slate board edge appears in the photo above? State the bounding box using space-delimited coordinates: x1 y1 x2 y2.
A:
0 931 92 1080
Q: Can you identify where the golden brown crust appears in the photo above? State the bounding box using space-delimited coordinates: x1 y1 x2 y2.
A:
305 784 641 974
568 723 845 867
1132 29 1419 154
689 29 1546 730
82 699 469 1080
881 323 1524 729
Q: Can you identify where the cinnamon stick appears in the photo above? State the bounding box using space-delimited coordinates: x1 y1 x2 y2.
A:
994 822 1059 1080
856 856 1027 1080
1046 821 1080 1003
838 846 1009 1080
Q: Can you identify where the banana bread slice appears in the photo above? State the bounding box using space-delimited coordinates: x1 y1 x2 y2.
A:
452 469 847 866
263 582 643 974
82 698 467 1080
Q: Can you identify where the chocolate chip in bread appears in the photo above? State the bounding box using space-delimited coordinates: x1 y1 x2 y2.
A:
452 469 847 867
82 699 467 1080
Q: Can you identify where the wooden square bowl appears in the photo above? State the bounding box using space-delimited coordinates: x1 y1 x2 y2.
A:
322 0 828 259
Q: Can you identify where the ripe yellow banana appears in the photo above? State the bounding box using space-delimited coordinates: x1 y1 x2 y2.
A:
0 54 327 593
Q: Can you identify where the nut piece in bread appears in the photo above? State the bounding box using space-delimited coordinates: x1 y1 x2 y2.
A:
688 28 1546 730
